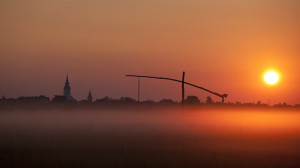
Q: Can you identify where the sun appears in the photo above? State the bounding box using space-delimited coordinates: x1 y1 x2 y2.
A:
264 71 279 85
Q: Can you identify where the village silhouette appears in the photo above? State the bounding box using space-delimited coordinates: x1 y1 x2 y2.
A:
0 73 298 110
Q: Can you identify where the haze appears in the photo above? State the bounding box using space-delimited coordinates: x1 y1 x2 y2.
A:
1 108 300 167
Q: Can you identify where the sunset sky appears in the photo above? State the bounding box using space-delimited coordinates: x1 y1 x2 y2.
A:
0 0 299 104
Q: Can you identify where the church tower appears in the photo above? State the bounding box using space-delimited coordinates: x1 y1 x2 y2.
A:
87 90 92 102
63 74 75 101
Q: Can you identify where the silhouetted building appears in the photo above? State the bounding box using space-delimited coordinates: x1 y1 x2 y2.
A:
63 74 76 101
94 96 137 104
141 100 156 104
0 96 6 104
186 96 200 104
95 96 114 104
18 95 50 103
87 90 92 102
52 95 67 103
118 97 136 104
0 95 50 104
159 99 177 104
206 96 213 104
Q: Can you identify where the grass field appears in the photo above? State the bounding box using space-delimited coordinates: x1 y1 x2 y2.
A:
0 107 300 168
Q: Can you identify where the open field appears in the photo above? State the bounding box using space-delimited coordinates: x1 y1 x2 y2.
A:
1 107 300 168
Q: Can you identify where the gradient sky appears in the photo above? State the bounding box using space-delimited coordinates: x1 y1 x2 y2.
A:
0 0 299 104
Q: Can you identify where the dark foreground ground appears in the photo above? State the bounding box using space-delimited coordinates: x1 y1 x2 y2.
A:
0 107 300 168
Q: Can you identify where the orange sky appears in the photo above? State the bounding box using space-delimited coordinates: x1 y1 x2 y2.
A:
0 0 299 104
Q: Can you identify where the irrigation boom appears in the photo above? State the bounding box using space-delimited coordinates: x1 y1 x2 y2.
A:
126 73 228 103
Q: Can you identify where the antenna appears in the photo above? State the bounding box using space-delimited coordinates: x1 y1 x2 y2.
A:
138 79 140 103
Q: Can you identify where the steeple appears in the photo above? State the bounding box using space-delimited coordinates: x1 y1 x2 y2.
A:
63 73 75 101
65 73 69 85
87 90 93 102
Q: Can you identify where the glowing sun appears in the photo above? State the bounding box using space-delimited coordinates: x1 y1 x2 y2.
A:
264 71 279 85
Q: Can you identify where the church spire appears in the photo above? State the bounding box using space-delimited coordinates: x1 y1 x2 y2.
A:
87 90 93 102
65 73 69 85
63 73 75 101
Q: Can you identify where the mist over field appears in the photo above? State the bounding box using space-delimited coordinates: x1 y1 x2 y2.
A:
1 108 300 168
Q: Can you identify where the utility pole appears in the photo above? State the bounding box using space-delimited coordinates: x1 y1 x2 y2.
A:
182 71 185 104
138 79 140 103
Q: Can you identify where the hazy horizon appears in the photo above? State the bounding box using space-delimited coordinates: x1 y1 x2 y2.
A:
1 108 300 167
